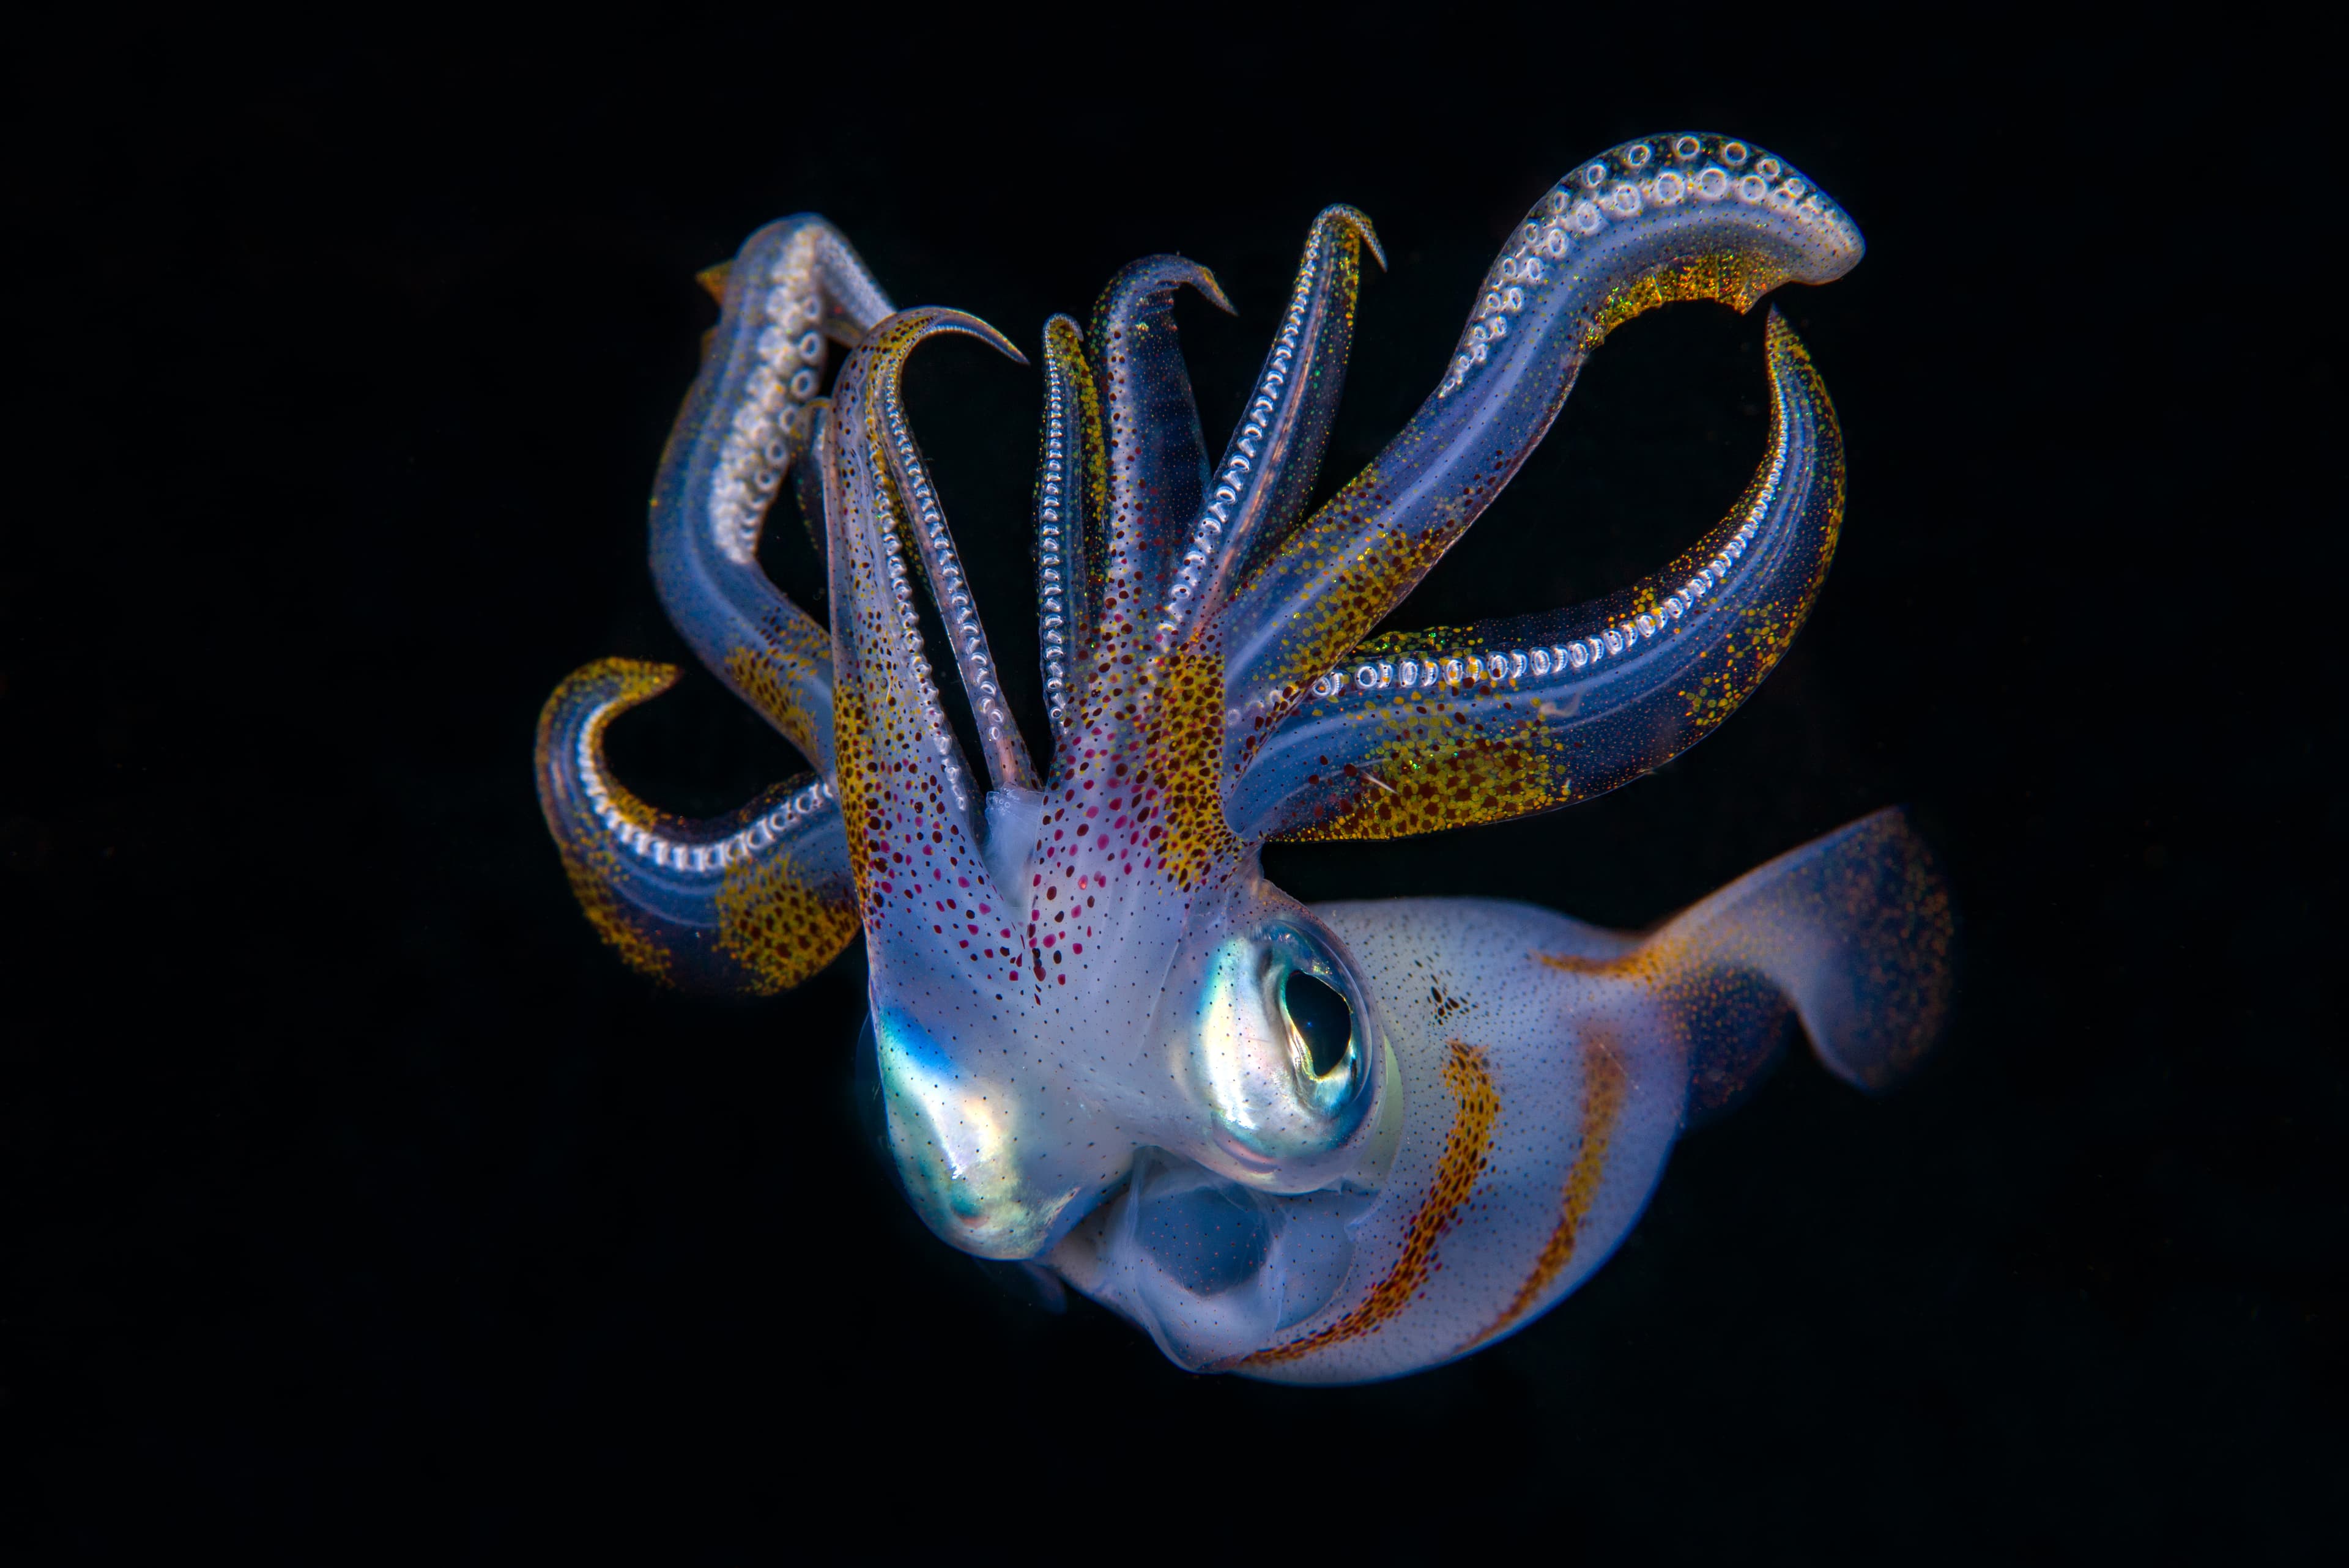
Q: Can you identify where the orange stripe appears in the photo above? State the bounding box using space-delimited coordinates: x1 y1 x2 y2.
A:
1471 1034 1629 1348
1239 1040 1498 1369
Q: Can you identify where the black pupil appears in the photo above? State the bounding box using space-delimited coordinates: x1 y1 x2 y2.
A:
1282 971 1353 1078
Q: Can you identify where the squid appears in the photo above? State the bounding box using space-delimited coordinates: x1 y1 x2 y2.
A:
535 133 1954 1383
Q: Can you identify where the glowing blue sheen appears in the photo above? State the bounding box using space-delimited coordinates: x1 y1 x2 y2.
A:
535 132 1955 1383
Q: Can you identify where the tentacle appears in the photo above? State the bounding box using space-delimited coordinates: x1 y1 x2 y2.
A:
826 308 1032 954
1159 205 1384 640
1033 315 1105 758
1085 256 1234 660
1210 133 1864 772
535 659 857 995
648 215 894 773
1232 308 1839 840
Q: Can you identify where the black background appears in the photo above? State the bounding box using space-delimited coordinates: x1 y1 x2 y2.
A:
5 17 2340 1560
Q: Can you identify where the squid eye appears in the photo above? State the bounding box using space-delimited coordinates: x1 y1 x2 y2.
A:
1185 918 1377 1178
1282 970 1354 1079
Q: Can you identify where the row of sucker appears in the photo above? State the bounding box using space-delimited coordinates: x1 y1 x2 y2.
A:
861 414 971 818
1156 220 1318 638
577 696 838 873
706 223 893 567
1302 517 1765 703
1034 319 1088 756
1159 207 1382 644
1438 133 1857 401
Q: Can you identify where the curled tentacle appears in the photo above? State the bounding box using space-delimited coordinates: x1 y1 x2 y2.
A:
1085 256 1234 659
826 308 1031 944
650 216 894 772
1211 133 1864 774
1033 315 1105 759
1160 205 1384 640
1232 308 1839 840
535 659 856 994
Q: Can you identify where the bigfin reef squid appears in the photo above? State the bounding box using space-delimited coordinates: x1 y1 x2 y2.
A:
535 131 1954 1383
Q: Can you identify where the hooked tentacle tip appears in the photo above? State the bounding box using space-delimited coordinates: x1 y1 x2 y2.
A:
888 306 1031 367
1191 263 1237 317
1321 204 1387 271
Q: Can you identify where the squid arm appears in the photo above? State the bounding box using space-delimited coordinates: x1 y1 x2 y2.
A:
824 307 1033 966
535 659 855 994
537 215 892 991
1080 255 1233 659
648 214 894 771
1210 134 1866 801
1235 306 1839 840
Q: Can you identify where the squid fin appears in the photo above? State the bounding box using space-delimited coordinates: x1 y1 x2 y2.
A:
1628 808 1955 1117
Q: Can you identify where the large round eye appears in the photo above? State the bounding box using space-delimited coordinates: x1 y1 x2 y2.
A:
1282 971 1354 1079
1184 919 1376 1178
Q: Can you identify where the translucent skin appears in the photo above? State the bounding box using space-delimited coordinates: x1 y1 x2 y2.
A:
535 133 1954 1383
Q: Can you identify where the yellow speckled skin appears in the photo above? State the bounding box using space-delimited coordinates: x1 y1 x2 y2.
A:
536 658 856 996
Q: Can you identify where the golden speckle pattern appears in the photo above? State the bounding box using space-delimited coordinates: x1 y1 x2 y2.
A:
1277 684 1572 841
723 638 828 766
559 846 675 985
1675 316 1842 733
1590 250 1778 341
536 659 686 985
1139 646 1239 889
1246 307 1844 844
536 657 856 994
715 846 858 994
1241 1040 1498 1368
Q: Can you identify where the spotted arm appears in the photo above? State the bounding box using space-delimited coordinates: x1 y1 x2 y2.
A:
535 216 892 991
823 308 1032 960
1206 135 1866 835
1234 306 1839 840
535 660 855 993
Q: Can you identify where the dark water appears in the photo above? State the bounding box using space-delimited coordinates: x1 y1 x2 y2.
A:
5 20 2337 1559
